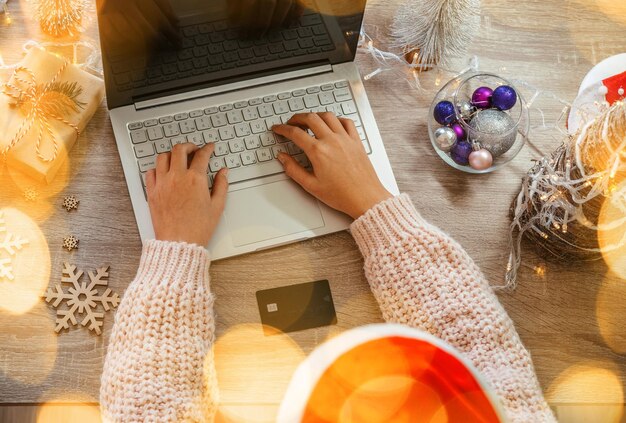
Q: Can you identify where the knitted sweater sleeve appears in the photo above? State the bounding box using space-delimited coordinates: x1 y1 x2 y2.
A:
350 194 556 423
100 240 218 422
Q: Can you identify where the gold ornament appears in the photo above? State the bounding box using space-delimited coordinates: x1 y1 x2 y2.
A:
2 62 85 163
62 194 79 211
44 263 120 334
36 0 83 37
62 234 78 252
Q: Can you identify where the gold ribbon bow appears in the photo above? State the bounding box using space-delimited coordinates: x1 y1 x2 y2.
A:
1 58 85 163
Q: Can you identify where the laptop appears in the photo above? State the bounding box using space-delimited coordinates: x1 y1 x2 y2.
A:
96 0 398 260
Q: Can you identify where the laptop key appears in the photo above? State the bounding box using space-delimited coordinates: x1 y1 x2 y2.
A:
334 88 351 102
163 123 180 137
155 140 171 153
257 148 272 162
219 127 236 140
235 123 251 137
227 110 244 124
244 136 261 149
304 95 320 108
138 156 157 172
209 157 225 172
225 155 242 168
130 129 148 144
250 120 266 133
195 116 212 130
190 110 203 118
147 127 164 141
128 122 143 130
241 151 257 166
228 139 245 153
203 129 219 143
134 142 155 158
144 119 158 127
211 113 228 127
179 120 196 134
341 101 358 116
243 107 259 121
319 92 334 105
214 142 229 156
258 104 273 118
174 113 188 121
288 98 305 111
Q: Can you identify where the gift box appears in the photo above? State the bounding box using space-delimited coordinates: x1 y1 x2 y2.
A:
0 47 104 183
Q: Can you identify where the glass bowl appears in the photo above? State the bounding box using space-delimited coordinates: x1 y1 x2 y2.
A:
428 72 529 173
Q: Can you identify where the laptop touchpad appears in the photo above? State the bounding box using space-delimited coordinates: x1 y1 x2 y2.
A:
225 180 325 247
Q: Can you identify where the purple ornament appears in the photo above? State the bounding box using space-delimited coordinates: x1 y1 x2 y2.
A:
450 141 473 166
433 101 456 125
492 85 517 111
471 86 493 109
451 123 466 141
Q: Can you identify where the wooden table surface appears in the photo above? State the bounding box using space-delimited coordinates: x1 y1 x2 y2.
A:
1 0 626 422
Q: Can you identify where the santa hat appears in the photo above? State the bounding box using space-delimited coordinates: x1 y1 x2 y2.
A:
277 324 507 422
569 54 626 133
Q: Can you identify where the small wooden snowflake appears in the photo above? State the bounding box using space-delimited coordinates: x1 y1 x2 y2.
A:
23 188 39 202
44 263 120 335
62 235 79 252
62 195 79 212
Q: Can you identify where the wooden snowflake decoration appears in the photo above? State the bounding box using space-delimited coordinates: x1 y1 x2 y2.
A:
0 211 29 281
62 195 79 211
44 263 120 335
23 187 39 202
62 235 79 252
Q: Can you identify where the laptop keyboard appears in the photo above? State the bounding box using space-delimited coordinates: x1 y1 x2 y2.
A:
127 80 371 197
110 12 336 92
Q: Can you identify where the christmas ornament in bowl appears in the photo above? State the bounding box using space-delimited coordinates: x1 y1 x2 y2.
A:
428 72 529 173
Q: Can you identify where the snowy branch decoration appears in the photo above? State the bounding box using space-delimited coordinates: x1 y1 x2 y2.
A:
391 0 481 71
44 263 120 335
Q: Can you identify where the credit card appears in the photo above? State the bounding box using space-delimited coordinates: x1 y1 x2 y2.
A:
256 280 337 335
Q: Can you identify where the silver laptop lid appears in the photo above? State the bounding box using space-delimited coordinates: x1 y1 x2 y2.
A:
96 0 367 110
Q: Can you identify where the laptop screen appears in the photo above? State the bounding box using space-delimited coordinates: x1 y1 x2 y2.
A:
97 0 366 110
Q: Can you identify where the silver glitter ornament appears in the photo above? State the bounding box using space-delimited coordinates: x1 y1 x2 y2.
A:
457 100 476 122
468 109 517 157
434 127 457 152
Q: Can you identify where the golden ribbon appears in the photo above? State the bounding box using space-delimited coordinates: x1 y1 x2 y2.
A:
1 59 82 163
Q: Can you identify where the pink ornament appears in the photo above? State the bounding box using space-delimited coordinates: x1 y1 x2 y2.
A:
469 149 493 170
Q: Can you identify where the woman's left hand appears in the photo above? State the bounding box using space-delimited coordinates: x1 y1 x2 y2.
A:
145 143 229 246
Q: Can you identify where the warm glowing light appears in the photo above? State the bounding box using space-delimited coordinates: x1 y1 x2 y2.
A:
547 363 624 422
597 181 626 279
37 393 101 423
0 302 58 384
596 274 626 354
594 0 626 25
339 376 440 423
212 324 306 422
534 266 546 277
0 207 51 314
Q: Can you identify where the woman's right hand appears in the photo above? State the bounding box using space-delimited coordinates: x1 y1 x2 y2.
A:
272 112 392 220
